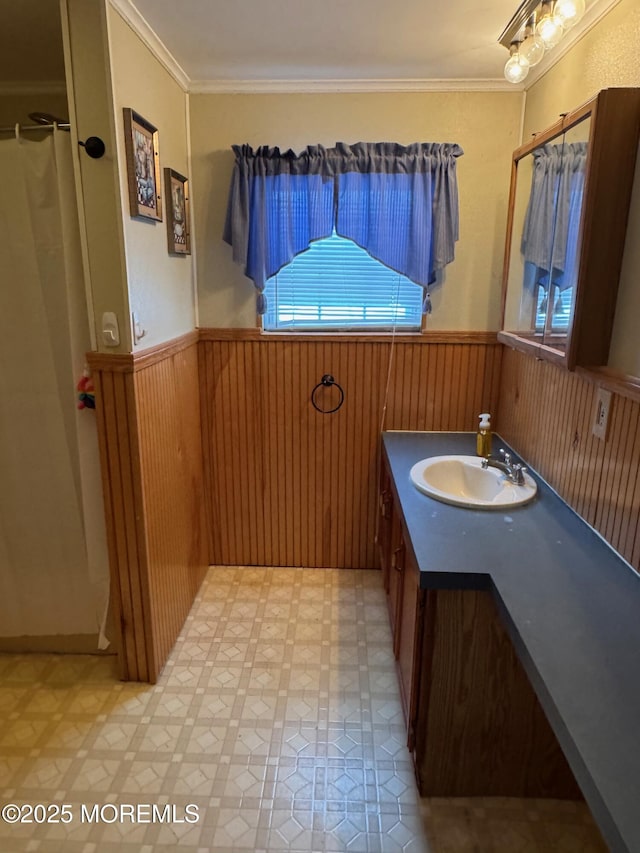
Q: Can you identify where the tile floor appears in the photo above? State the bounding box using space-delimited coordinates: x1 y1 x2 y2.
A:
0 567 607 852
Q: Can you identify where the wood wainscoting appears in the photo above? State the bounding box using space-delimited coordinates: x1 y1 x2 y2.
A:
198 330 502 569
88 332 208 682
498 346 640 573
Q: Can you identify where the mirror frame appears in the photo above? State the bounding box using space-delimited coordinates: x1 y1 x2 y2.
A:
499 89 640 371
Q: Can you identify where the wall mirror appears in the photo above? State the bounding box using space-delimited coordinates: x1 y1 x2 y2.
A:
499 89 640 370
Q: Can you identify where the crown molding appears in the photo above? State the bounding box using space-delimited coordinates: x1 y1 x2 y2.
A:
0 81 67 96
106 0 619 98
108 0 190 92
523 0 622 89
189 77 516 95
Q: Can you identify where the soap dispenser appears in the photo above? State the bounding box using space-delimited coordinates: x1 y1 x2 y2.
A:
477 413 492 458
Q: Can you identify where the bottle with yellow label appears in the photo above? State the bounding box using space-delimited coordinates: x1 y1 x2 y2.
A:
476 412 492 458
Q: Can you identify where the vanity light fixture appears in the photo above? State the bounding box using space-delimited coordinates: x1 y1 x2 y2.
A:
536 0 564 47
554 0 586 29
519 20 545 66
504 42 530 83
498 0 588 83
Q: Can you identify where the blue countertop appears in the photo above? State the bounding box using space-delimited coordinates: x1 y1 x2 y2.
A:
382 431 640 853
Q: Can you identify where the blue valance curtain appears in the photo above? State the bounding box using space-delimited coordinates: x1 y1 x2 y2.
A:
521 141 587 293
223 141 463 314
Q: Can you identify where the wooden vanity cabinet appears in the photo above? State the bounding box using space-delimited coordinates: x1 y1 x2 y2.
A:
394 545 424 750
378 464 403 638
377 465 393 594
379 452 581 800
377 461 425 736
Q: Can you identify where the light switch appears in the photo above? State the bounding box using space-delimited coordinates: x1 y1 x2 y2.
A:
101 312 120 347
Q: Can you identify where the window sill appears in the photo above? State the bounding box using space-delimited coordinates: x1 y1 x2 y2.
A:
198 328 500 345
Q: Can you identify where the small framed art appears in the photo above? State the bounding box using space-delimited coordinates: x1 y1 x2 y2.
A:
164 168 191 254
123 108 162 221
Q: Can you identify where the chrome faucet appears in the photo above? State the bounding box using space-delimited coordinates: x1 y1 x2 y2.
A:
481 449 527 486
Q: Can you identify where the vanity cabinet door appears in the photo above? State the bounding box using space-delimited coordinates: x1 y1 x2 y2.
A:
377 465 394 594
378 452 405 649
413 589 582 799
377 455 426 745
396 545 425 746
386 512 404 649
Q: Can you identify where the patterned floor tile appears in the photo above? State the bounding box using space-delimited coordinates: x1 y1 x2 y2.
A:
0 567 607 852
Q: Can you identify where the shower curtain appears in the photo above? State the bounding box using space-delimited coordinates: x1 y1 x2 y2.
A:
0 128 109 645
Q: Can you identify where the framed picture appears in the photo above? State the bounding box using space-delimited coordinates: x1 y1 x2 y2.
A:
123 108 162 220
164 168 191 254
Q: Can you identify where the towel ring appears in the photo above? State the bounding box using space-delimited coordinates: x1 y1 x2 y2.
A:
311 374 345 414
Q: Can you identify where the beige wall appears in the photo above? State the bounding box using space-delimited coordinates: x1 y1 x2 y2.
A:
107 7 196 349
63 0 130 352
524 0 640 376
190 91 523 330
0 91 69 127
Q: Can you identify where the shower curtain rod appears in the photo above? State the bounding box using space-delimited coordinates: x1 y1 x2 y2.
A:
0 122 71 133
0 123 105 158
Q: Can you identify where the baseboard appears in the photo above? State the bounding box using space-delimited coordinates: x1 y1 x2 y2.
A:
0 634 116 655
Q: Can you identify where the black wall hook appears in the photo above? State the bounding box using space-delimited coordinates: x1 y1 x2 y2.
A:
78 136 106 159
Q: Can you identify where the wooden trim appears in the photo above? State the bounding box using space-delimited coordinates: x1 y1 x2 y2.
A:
91 336 208 682
500 332 640 404
513 91 598 161
575 366 640 404
87 351 134 374
198 327 499 345
87 330 199 373
499 157 519 331
132 330 199 370
497 331 568 367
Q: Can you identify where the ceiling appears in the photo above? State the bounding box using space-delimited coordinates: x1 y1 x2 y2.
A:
0 0 613 91
0 0 516 90
129 0 514 84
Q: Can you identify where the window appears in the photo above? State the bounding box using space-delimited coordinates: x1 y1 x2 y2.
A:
263 231 424 331
223 142 463 326
535 285 572 332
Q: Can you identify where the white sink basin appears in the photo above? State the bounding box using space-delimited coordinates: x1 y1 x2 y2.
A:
409 455 537 510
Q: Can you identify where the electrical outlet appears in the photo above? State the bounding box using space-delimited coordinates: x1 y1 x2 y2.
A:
592 388 612 441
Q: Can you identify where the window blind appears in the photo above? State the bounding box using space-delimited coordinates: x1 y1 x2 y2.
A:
263 232 423 331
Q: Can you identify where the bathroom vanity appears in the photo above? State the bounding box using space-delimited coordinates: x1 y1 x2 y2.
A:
379 431 640 853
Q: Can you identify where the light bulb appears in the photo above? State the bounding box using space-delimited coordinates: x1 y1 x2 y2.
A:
504 47 530 84
554 0 586 29
520 32 545 66
537 4 564 48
